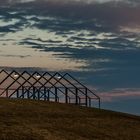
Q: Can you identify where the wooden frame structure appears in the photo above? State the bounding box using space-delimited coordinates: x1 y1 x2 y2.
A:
0 69 100 108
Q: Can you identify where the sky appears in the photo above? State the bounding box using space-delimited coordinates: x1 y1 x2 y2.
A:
2 0 139 28
0 0 140 4
8 0 140 4
0 0 140 114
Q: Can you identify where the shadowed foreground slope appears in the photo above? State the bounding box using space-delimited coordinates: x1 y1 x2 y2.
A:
0 98 140 140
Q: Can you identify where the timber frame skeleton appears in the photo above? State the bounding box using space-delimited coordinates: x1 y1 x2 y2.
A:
0 69 100 108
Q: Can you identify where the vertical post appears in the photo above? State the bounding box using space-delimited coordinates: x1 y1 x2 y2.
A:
65 88 68 103
22 86 24 98
75 88 78 105
55 87 57 102
85 88 88 107
6 90 8 98
44 87 47 101
47 90 50 101
17 89 19 98
99 98 101 109
33 87 36 99
27 88 30 99
37 88 40 100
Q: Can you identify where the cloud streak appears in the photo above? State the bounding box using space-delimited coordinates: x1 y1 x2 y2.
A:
1 0 140 29
99 88 140 102
4 0 138 30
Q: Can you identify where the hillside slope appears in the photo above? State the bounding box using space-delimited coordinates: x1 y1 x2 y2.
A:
0 98 140 140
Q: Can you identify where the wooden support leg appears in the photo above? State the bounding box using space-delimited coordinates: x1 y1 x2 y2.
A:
65 88 68 103
47 90 50 101
55 87 57 102
75 88 78 105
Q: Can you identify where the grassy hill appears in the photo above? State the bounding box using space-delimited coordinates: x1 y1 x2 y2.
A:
0 98 140 140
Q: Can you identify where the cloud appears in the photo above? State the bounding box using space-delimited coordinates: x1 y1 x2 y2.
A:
99 88 140 102
1 0 140 7
0 54 31 58
4 0 138 30
1 0 140 29
0 0 9 5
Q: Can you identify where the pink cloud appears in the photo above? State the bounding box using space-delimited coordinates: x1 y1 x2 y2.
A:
98 88 140 102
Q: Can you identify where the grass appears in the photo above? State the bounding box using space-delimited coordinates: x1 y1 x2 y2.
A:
0 98 140 140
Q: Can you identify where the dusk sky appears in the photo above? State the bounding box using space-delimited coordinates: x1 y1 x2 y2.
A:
0 0 140 115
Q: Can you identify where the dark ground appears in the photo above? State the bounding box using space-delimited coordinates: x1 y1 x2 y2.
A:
0 98 140 140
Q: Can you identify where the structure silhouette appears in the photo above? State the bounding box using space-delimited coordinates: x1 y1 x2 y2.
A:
0 70 100 108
